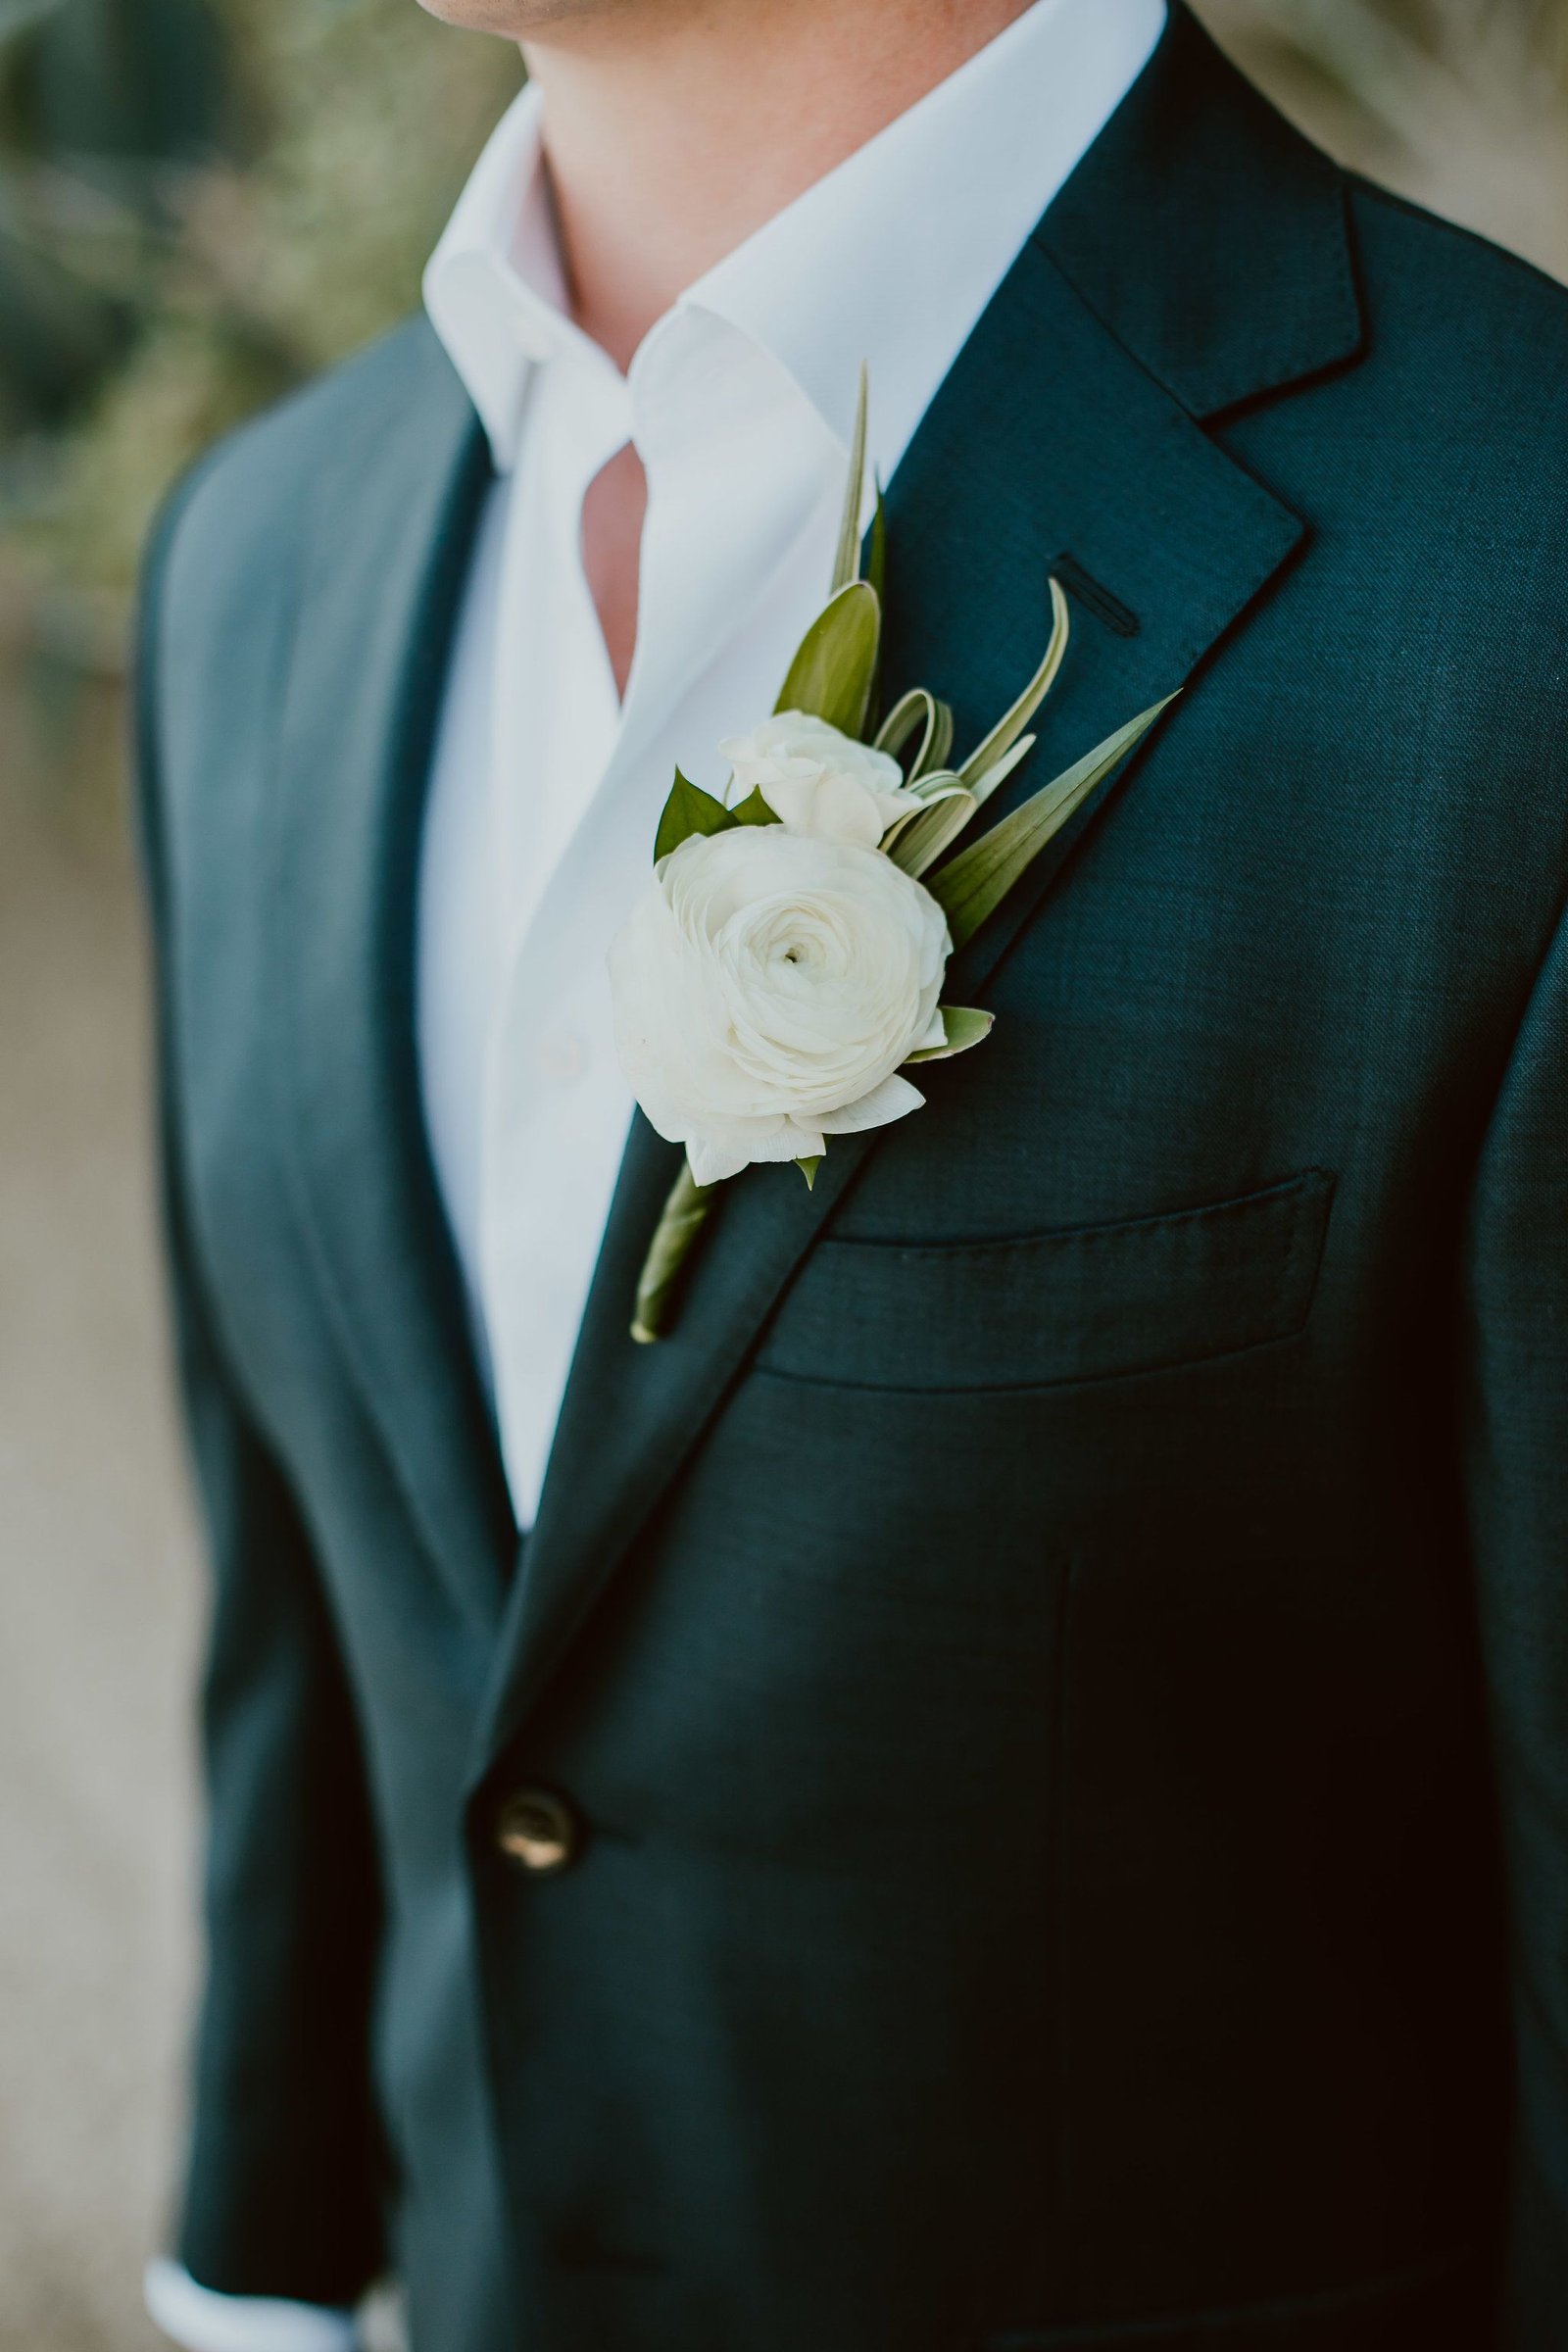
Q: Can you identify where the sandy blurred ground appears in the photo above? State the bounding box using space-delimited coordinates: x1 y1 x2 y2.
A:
0 658 198 2352
0 12 1563 2351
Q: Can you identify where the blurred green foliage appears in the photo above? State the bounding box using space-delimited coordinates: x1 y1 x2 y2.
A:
0 0 517 630
1203 0 1567 295
0 0 232 431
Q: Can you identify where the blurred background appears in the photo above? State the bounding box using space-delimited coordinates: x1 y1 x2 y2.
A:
0 2 1563 2345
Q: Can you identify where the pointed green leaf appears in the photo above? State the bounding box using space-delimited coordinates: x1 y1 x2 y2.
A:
864 471 887 605
904 1005 995 1064
956 577 1071 789
730 787 781 826
917 702 955 784
905 774 968 808
797 1154 823 1190
882 785 978 877
874 687 954 784
930 695 1177 949
874 687 926 757
862 471 889 732
774 579 882 738
968 730 1037 809
654 768 736 862
912 755 962 802
830 362 870 596
878 768 963 855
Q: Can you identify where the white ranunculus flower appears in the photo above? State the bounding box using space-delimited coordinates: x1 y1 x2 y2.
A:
610 824 952 1187
719 710 923 849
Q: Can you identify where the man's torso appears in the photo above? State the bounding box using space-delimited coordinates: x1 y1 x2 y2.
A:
139 14 1568 2347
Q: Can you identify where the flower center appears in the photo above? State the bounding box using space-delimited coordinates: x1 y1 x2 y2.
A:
762 923 829 975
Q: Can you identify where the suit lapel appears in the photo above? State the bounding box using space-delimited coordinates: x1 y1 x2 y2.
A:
271 321 515 1635
473 8 1366 1772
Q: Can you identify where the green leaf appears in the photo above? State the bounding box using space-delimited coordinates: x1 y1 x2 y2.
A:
957 576 1071 791
630 1158 721 1344
930 695 1177 949
882 784 977 878
873 687 924 756
864 471 887 605
904 1005 995 1064
774 579 881 738
796 1154 823 1190
654 768 736 862
830 361 870 596
729 787 780 826
874 687 954 784
967 730 1037 807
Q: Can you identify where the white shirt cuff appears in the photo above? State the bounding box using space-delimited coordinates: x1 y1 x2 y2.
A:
144 2258 359 2352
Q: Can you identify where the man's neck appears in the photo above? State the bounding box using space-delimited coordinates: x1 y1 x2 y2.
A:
522 0 1041 372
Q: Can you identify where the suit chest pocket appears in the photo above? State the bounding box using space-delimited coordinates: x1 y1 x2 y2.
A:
754 1168 1335 1395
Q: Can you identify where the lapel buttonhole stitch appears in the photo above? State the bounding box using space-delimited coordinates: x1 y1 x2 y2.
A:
1051 551 1141 640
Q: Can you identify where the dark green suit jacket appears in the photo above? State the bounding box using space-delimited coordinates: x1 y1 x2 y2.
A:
136 13 1568 2349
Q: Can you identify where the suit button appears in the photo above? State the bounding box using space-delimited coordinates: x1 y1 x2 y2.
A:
496 1788 578 1875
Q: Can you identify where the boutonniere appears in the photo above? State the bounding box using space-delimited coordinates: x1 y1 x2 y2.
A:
611 368 1170 1342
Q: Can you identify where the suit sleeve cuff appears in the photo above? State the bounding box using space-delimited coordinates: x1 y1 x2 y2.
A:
144 2258 360 2352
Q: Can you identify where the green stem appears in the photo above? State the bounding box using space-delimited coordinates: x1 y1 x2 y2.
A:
630 1159 720 1343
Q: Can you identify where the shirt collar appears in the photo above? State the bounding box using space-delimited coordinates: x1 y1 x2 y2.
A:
423 83 619 467
425 0 1166 478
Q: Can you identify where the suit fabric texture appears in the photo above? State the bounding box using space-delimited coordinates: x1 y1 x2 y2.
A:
135 13 1568 2349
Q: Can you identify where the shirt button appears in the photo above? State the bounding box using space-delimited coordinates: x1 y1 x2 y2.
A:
495 1787 579 1876
538 1033 587 1081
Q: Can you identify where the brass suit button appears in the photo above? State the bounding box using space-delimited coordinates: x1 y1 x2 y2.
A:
496 1788 579 1876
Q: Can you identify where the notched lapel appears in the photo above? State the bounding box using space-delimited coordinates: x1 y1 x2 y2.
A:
474 11 1368 1774
1037 6 1364 424
271 322 514 1635
873 244 1305 1015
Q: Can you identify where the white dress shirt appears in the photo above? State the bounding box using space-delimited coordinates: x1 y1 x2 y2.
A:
421 0 1166 1533
147 2 1164 2342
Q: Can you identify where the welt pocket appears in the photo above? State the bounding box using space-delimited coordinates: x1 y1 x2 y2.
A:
754 1169 1335 1395
979 2243 1486 2347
